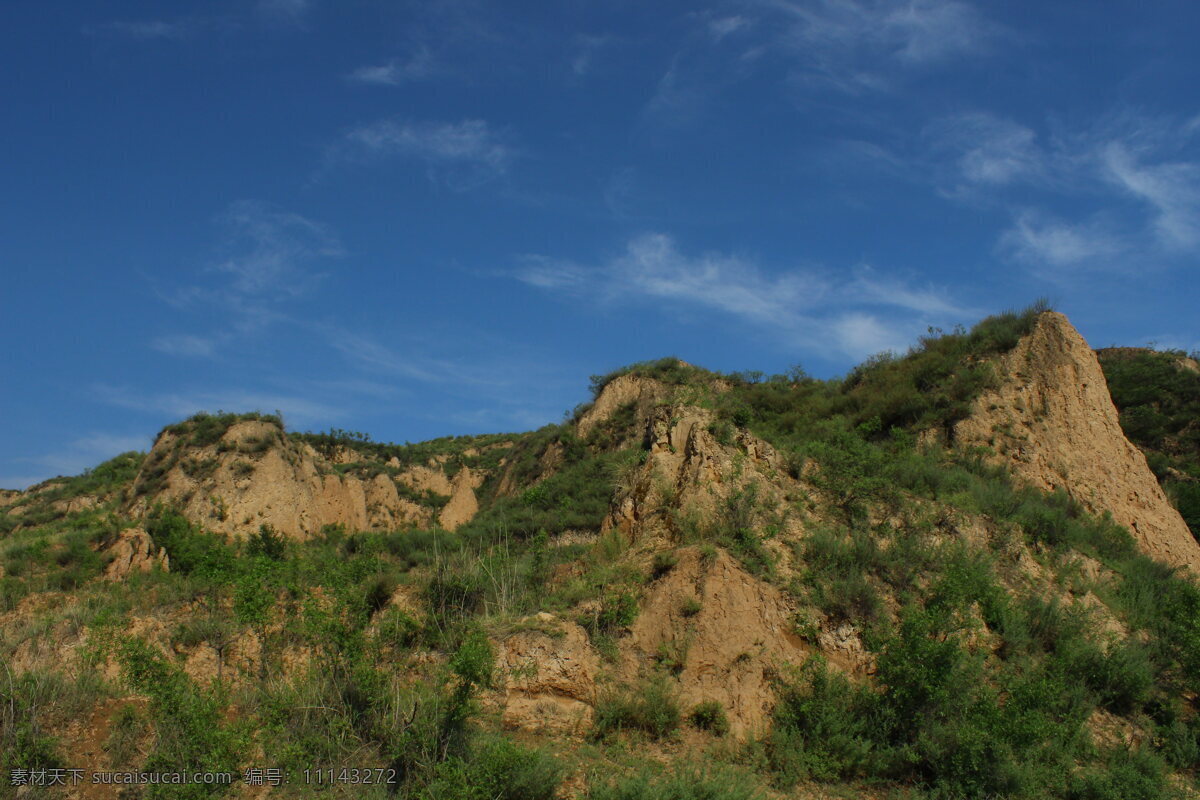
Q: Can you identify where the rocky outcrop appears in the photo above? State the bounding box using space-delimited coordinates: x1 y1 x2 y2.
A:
438 468 482 531
602 393 803 543
127 421 440 539
497 614 598 735
577 374 672 441
956 312 1200 571
104 527 169 579
621 547 808 741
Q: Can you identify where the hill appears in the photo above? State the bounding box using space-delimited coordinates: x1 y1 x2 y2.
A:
2 304 1200 800
1097 346 1200 540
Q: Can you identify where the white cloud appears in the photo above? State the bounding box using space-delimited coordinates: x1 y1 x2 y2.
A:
348 48 434 86
917 110 1200 270
709 16 752 41
13 433 153 485
322 326 540 390
0 476 46 491
927 113 1043 187
999 212 1125 268
885 0 988 63
833 312 906 356
1100 142 1200 249
765 0 996 90
614 234 817 326
257 0 313 24
154 201 343 358
151 334 217 358
94 385 339 428
848 268 970 316
516 233 967 359
570 35 613 77
338 119 513 187
212 200 342 297
89 19 195 40
513 256 590 291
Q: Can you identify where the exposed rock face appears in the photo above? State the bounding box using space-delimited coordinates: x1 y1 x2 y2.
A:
577 373 670 441
621 548 807 741
104 527 169 579
0 489 21 507
497 614 598 735
128 421 443 539
956 312 1200 571
603 394 802 543
438 467 482 530
398 464 455 497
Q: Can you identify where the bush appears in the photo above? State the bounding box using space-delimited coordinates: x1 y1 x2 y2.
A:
592 678 681 741
688 701 729 736
247 523 286 560
1066 748 1171 800
145 506 234 578
117 638 246 797
768 659 875 782
588 769 763 800
427 736 562 800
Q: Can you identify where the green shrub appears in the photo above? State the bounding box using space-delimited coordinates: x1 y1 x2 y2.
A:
427 736 562 800
164 411 281 448
588 769 762 800
768 658 875 782
425 570 486 627
247 523 286 560
680 597 703 617
651 551 678 579
117 638 246 797
145 506 235 578
688 701 729 736
376 608 423 649
1066 748 1171 800
591 592 638 635
0 673 66 775
592 678 681 740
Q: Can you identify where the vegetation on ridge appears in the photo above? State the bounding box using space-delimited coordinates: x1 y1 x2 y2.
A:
3 301 1200 799
1099 346 1200 538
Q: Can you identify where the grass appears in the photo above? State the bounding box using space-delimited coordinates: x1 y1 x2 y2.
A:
6 299 1200 800
1098 346 1200 537
592 677 681 741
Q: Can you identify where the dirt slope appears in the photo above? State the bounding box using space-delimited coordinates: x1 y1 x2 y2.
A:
621 547 808 741
955 312 1200 570
126 420 468 539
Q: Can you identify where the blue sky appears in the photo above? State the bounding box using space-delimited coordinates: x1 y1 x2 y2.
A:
3 0 1198 488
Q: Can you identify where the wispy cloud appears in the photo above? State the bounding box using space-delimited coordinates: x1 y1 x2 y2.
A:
709 15 752 41
151 334 218 358
257 0 314 25
94 384 339 429
926 112 1045 189
335 119 513 188
515 233 969 358
570 35 614 77
155 201 342 357
211 200 342 297
0 476 46 492
998 212 1125 270
348 47 434 85
322 325 547 390
1100 142 1200 249
87 19 197 40
917 109 1200 272
765 0 998 90
6 433 153 487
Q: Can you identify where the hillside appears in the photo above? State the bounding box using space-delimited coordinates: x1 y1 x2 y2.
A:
1097 347 1200 540
3 305 1200 800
